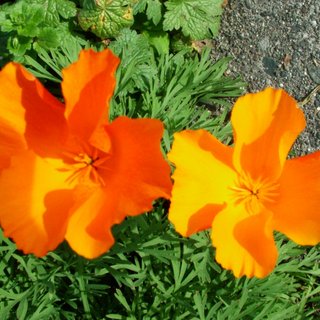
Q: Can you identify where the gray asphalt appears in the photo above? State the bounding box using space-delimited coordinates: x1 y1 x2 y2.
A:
214 0 320 155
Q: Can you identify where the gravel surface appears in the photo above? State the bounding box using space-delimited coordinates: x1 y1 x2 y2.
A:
214 0 320 155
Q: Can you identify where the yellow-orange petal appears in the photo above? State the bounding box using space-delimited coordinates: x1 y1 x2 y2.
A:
272 151 320 245
61 49 120 147
0 62 68 159
0 150 74 256
211 204 278 278
65 187 116 259
231 88 306 181
81 117 172 246
168 129 236 237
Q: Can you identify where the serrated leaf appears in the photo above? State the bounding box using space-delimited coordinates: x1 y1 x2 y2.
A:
163 0 223 40
26 0 77 24
78 0 134 38
56 0 77 19
12 3 44 37
34 27 60 50
133 0 162 25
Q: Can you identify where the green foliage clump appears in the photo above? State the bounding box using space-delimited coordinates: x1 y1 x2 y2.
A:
109 29 244 146
77 0 224 50
2 216 320 319
0 0 225 71
0 0 81 64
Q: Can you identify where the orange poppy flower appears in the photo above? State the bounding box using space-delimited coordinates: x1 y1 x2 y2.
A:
0 49 172 259
168 88 320 278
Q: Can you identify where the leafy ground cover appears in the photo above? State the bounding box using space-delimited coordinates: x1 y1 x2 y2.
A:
0 0 319 319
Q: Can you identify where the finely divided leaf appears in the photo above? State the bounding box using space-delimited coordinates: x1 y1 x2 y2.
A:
110 29 157 97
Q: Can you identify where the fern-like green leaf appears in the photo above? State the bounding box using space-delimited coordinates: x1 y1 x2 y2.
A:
110 29 157 96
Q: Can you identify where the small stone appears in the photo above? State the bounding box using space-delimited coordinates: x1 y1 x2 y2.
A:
262 57 278 76
259 37 269 51
244 0 255 9
307 65 320 84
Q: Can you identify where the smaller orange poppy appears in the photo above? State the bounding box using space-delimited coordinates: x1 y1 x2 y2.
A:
168 88 320 278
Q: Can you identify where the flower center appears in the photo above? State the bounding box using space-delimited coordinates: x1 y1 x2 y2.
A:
63 147 110 186
231 174 280 214
74 153 95 166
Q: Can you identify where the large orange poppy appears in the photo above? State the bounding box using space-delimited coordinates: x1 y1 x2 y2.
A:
168 88 320 278
0 49 172 258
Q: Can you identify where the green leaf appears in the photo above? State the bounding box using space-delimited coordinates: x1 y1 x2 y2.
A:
34 27 60 50
142 29 169 55
16 298 28 320
9 3 44 37
0 0 86 62
109 29 157 97
27 0 77 24
7 35 32 57
163 0 223 40
78 0 134 38
133 0 163 25
56 0 77 19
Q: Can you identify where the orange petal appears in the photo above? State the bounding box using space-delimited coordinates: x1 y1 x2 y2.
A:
80 117 172 248
61 49 120 146
0 63 27 167
168 129 236 236
272 151 320 245
0 62 68 159
231 88 306 180
65 187 116 259
0 150 74 256
103 116 172 213
211 204 278 278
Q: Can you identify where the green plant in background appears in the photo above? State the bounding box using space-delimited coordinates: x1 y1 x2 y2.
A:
77 0 224 41
162 0 223 40
0 0 83 65
133 0 224 53
78 0 224 53
0 0 225 68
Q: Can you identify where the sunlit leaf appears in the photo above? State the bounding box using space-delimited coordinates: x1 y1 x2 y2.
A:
78 0 134 38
